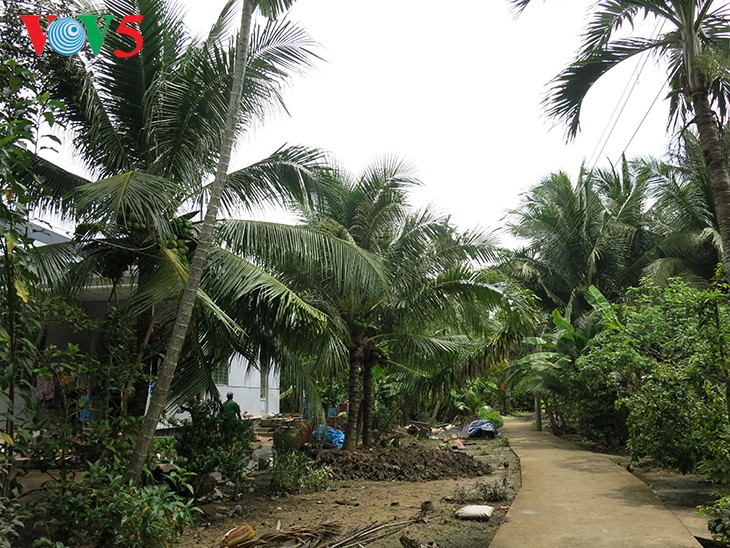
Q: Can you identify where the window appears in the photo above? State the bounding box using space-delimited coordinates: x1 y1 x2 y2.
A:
212 365 228 386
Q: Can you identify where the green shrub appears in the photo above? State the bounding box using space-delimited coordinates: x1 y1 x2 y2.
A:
0 496 27 548
150 436 178 464
174 399 253 495
478 406 503 428
624 367 721 472
702 495 730 544
33 463 199 547
568 329 651 446
270 450 332 493
700 445 730 484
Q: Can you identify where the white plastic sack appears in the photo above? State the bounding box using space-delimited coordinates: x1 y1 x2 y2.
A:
455 504 494 520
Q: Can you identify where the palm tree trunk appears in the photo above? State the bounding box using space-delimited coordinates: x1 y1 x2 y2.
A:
124 0 255 484
504 384 512 415
343 353 362 451
691 91 730 279
534 395 542 431
361 361 374 446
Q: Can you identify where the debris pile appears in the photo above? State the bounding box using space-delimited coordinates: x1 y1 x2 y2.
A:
316 445 492 481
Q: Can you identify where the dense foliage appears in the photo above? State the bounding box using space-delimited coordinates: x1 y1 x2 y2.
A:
173 399 254 496
4 0 730 542
33 462 199 547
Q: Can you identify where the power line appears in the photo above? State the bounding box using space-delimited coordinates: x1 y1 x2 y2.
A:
587 19 665 170
586 53 647 168
621 73 672 158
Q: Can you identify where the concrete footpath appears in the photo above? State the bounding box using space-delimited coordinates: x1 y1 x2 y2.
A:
490 417 702 548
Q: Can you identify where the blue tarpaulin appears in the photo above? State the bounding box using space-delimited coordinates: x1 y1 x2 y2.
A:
313 425 345 448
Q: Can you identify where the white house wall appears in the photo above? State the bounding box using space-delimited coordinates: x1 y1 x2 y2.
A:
217 354 280 417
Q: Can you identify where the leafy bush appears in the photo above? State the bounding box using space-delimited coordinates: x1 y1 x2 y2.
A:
0 496 27 548
270 450 332 493
33 463 199 547
150 435 178 464
174 399 253 495
702 495 730 544
478 406 503 427
450 378 499 418
700 445 730 484
569 329 652 446
624 366 720 472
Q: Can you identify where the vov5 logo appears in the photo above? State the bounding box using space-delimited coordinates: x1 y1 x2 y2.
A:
21 14 144 58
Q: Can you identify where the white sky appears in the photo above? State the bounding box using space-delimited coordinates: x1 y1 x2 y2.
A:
51 0 674 243
194 0 672 236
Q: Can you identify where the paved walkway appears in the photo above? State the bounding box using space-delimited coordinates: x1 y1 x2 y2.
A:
490 417 702 548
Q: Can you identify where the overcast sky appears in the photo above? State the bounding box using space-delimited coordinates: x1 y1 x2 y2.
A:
52 1 674 241
187 0 672 236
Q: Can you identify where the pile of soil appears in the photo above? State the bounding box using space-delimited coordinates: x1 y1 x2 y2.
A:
315 443 492 481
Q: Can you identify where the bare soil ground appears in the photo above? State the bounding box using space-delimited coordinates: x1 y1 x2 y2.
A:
180 437 521 547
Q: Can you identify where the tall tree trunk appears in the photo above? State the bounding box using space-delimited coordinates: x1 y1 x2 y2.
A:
361 361 374 446
534 394 542 432
343 352 362 451
503 384 512 415
691 91 730 279
344 332 367 451
545 401 558 434
125 0 255 484
127 311 155 417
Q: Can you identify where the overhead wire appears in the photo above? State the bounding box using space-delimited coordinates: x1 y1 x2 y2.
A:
621 72 672 158
586 18 665 171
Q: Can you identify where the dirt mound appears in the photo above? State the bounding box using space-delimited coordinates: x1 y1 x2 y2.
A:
316 444 492 482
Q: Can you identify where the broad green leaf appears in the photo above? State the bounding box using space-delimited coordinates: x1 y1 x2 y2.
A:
4 232 18 253
14 278 29 303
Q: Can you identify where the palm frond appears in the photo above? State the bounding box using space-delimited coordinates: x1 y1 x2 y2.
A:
73 171 179 232
215 219 386 296
256 0 297 19
216 145 328 215
26 155 90 217
546 37 668 139
202 246 329 330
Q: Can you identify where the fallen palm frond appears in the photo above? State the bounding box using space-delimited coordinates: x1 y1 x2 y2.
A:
326 516 426 548
226 522 340 547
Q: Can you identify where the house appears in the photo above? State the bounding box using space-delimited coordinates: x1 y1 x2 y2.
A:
213 356 280 417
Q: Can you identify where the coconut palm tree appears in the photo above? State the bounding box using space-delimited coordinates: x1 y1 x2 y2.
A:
639 130 727 284
288 158 508 448
510 0 730 280
593 156 658 288
23 0 328 416
122 0 385 481
506 170 617 319
505 159 670 319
